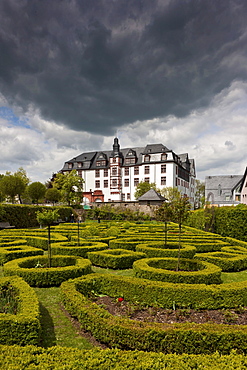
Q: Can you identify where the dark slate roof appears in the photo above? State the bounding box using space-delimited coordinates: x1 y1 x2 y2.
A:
142 144 169 154
137 188 166 201
205 175 243 191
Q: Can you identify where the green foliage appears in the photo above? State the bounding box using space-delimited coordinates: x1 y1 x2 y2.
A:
53 170 84 205
2 346 247 369
27 181 46 204
36 209 59 227
0 204 71 228
186 206 247 241
0 276 40 345
87 249 146 269
3 255 92 287
0 174 26 203
0 282 18 314
45 187 61 205
134 180 158 199
51 241 108 258
133 257 222 284
61 274 247 354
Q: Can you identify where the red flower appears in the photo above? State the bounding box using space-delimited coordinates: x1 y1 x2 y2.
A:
117 297 124 302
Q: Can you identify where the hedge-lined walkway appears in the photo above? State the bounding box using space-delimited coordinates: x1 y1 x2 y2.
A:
34 287 95 349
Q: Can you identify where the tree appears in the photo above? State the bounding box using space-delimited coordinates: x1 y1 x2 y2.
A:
36 209 59 268
155 188 191 270
0 174 26 203
53 170 84 205
27 182 46 205
195 180 205 209
14 167 30 203
134 181 158 199
45 188 61 205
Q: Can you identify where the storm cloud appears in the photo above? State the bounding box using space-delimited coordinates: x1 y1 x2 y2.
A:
1 0 247 135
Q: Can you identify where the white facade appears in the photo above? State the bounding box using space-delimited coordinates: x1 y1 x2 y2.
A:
60 138 196 205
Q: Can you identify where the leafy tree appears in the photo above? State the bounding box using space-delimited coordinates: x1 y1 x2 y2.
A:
53 170 84 206
155 188 191 270
27 182 46 205
0 174 26 203
195 180 205 209
45 188 61 205
134 181 158 199
36 209 59 268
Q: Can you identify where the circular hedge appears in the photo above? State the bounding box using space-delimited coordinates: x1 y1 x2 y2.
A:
87 248 146 269
3 255 92 287
51 241 108 258
133 257 222 284
136 241 196 259
195 252 247 272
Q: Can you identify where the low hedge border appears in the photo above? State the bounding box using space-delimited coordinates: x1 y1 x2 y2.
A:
3 255 92 287
136 242 196 259
2 346 247 369
0 238 27 247
0 276 40 345
68 273 247 310
61 274 247 354
222 245 247 254
133 257 222 284
51 241 108 258
195 252 247 272
0 245 43 265
0 346 247 370
109 236 165 251
87 248 146 269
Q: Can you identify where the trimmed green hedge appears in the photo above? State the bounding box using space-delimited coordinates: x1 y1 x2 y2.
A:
195 252 247 272
0 204 72 228
0 276 40 345
51 241 108 257
87 248 146 269
0 245 43 264
67 273 247 310
136 241 196 258
3 255 92 287
1 346 247 369
61 274 247 354
109 236 165 251
133 257 222 284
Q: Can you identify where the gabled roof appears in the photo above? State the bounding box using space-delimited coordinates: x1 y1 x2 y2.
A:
205 175 243 191
239 167 247 192
138 188 166 201
142 144 170 154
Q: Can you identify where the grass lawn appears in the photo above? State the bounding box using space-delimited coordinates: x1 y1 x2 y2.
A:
34 287 94 349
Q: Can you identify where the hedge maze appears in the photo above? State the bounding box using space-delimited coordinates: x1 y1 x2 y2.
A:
1 220 247 366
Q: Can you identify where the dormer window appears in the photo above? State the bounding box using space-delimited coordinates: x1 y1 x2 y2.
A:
77 162 82 168
96 160 106 167
125 158 135 164
161 153 167 161
144 155 150 162
68 163 73 169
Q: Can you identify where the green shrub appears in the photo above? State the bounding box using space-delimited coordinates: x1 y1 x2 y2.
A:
136 242 196 259
0 245 43 264
133 257 222 284
0 276 40 345
195 252 247 272
51 241 108 258
2 345 247 369
3 255 92 287
61 274 247 354
87 249 146 269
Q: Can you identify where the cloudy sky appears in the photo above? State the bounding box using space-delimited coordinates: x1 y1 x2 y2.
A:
0 0 247 183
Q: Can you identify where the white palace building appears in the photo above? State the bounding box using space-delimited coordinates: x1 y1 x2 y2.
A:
60 138 196 205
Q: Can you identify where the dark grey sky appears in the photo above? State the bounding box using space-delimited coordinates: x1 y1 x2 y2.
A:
1 0 246 135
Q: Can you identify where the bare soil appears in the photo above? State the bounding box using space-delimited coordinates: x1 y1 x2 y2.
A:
93 296 247 326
